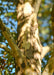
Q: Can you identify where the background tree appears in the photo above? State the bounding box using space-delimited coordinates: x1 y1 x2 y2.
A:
0 0 54 75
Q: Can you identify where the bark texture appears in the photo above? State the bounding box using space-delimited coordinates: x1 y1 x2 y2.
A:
16 1 42 75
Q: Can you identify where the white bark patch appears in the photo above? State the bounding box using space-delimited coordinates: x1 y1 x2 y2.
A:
35 28 39 39
34 53 40 59
31 64 36 70
19 23 30 38
24 2 34 16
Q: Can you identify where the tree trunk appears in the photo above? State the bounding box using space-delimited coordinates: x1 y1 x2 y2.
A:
16 1 42 75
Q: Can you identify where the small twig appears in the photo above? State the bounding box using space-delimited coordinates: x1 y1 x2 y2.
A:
0 43 12 56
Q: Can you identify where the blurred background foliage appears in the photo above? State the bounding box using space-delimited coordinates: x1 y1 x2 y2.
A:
0 0 54 74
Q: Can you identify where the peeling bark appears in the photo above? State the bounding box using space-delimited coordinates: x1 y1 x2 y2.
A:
17 1 42 75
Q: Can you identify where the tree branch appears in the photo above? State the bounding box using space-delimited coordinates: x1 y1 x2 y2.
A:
42 57 54 75
51 4 54 41
34 0 41 16
0 43 12 55
41 43 54 59
0 19 24 61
